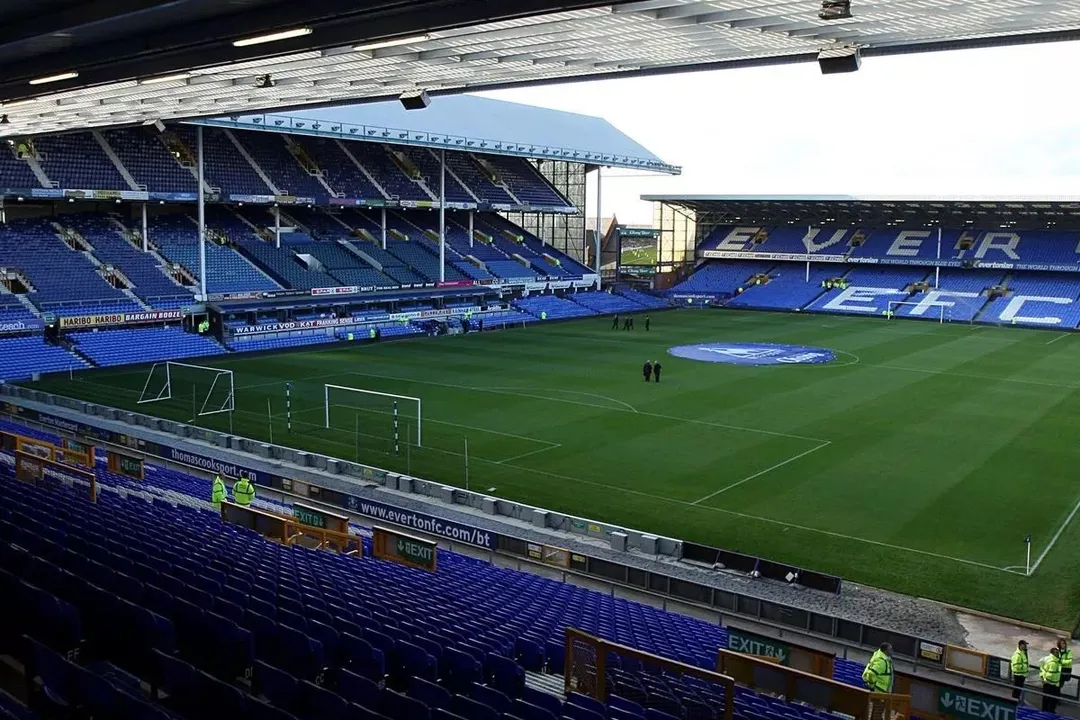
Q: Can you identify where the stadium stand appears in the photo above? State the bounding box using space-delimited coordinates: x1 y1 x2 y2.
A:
297 137 388 201
234 132 330 203
71 326 225 367
0 218 136 315
65 214 193 307
570 291 649 315
102 128 199 195
151 214 281 295
0 413 966 720
515 295 597 320
237 240 338 291
0 143 46 189
173 126 274 196
669 261 775 296
0 336 87 380
34 133 130 191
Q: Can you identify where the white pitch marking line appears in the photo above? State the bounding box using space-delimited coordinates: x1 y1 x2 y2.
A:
495 443 563 464
1027 493 1080 575
487 386 639 414
691 441 832 505
492 458 1012 575
346 370 829 443
871 364 1080 391
1046 332 1071 346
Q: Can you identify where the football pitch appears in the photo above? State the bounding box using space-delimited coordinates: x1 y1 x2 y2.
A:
29 310 1080 629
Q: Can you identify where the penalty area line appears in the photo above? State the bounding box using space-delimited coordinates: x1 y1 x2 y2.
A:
495 443 563 464
691 441 832 505
1046 332 1071 346
492 459 1014 575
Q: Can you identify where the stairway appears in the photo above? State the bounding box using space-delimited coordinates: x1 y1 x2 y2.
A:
223 129 280 195
25 155 53 188
92 131 143 191
335 141 390 199
427 149 480 204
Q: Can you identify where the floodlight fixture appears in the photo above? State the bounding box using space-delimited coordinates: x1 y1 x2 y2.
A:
29 71 79 86
819 0 852 20
255 75 275 89
139 73 191 85
233 27 312 48
353 35 431 52
1 99 39 110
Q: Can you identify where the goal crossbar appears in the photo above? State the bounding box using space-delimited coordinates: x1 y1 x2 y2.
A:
886 301 945 323
324 384 422 446
137 361 235 417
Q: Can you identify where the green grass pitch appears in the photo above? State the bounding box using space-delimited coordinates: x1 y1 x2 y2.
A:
29 310 1080 629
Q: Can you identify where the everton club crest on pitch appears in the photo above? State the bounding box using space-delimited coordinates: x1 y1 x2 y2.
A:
668 342 835 366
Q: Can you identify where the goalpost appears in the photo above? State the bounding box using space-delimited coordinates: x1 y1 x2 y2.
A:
887 299 978 324
138 361 236 419
324 384 422 448
886 301 945 323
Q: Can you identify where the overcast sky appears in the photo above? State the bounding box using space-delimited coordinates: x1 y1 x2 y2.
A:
481 41 1080 225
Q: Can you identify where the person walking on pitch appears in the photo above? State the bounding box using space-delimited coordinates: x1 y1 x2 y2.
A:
652 361 662 383
643 361 653 382
612 314 620 330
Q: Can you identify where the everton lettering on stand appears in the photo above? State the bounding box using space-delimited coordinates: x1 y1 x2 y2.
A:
668 343 835 366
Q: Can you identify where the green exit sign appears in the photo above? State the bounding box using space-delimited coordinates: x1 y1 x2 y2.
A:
373 526 438 572
728 628 789 665
396 537 436 570
293 505 326 529
938 689 1016 720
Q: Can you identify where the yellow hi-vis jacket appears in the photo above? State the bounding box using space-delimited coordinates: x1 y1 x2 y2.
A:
1040 655 1062 687
862 650 893 693
1011 649 1029 678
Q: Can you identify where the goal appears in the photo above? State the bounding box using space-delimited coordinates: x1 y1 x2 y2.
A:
324 384 422 448
886 301 945 323
886 299 977 324
138 361 235 419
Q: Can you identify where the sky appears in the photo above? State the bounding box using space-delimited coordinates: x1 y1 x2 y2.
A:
480 41 1080 225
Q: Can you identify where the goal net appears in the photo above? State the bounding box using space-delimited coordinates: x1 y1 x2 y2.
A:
138 361 235 420
887 299 977 324
324 384 422 453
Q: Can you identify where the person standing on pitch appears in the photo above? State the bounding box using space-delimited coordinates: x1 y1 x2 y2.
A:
623 315 632 331
211 474 226 511
643 361 652 382
652 360 662 383
612 313 620 330
645 315 651 331
1040 647 1063 713
1011 640 1029 699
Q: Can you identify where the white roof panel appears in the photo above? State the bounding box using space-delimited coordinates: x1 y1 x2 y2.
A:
2 0 1080 138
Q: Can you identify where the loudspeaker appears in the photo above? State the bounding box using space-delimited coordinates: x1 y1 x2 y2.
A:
818 47 861 74
399 90 430 111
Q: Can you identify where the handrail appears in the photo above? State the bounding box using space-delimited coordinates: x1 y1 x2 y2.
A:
717 648 909 720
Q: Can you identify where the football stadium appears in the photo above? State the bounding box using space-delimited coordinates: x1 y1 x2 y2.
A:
3 2 1080 720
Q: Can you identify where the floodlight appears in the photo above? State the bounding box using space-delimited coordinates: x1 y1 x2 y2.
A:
819 0 852 20
353 35 431 52
233 27 312 48
139 73 191 85
254 74 275 89
29 71 78 86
